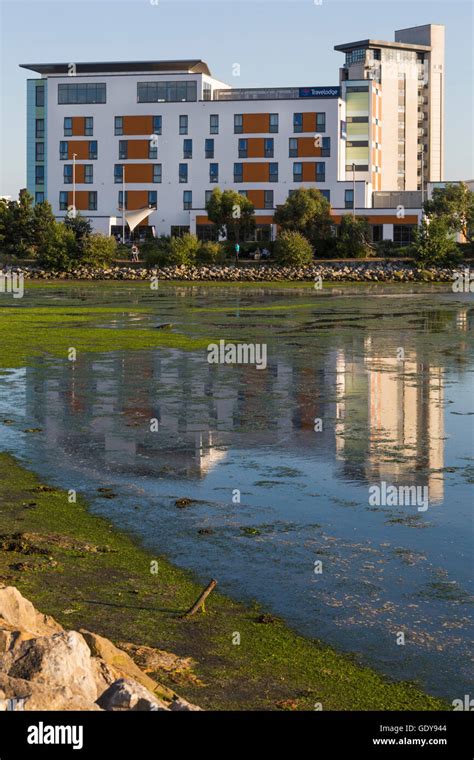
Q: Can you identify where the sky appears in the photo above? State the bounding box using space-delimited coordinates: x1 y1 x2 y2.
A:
0 0 473 198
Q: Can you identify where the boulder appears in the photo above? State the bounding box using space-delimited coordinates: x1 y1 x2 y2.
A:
170 697 202 712
0 586 63 637
0 673 101 711
96 678 169 711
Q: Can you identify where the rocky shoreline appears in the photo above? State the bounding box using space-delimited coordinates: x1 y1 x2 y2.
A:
0 262 461 282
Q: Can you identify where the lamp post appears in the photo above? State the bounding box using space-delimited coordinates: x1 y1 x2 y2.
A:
352 162 356 218
72 153 77 215
122 164 126 243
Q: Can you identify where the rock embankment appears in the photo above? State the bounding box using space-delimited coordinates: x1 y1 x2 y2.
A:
0 262 460 282
0 586 201 711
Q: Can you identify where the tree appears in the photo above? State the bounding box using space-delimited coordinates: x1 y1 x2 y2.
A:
196 241 223 265
0 197 13 251
4 189 35 257
336 215 372 258
168 233 200 266
423 182 474 243
274 188 333 253
82 233 116 267
64 212 92 254
32 200 57 253
410 217 457 266
273 231 313 266
206 188 255 242
36 222 77 271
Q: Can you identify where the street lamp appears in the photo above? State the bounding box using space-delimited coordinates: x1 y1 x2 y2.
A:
352 162 356 218
72 153 77 215
122 164 126 243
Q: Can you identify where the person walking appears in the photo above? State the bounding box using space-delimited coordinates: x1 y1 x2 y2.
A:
131 243 139 262
234 241 240 265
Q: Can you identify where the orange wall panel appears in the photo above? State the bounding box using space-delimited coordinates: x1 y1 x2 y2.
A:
301 163 316 181
67 141 89 160
126 140 150 159
247 138 265 157
72 117 85 136
302 113 317 132
123 164 153 183
242 114 269 133
242 163 269 182
247 190 265 208
68 191 90 210
123 116 153 135
298 137 321 157
254 215 274 224
126 191 149 210
75 165 85 183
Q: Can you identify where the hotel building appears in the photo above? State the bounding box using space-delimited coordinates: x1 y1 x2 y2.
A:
22 23 444 245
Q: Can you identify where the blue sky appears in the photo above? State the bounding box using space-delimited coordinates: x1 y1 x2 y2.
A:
0 0 472 197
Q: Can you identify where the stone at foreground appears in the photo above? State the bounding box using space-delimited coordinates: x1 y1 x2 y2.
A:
96 678 169 711
0 585 63 638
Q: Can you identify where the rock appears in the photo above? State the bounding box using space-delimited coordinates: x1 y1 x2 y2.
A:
0 673 101 711
0 585 63 638
116 641 197 682
169 696 202 711
96 678 169 711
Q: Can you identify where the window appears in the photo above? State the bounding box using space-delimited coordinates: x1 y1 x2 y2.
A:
183 139 192 159
35 165 44 185
36 85 45 107
196 225 218 242
118 191 128 209
88 141 98 160
345 189 354 209
205 190 213 206
239 190 248 197
234 163 243 182
64 117 73 136
289 138 298 157
393 225 415 246
209 163 218 183
171 225 191 237
114 165 124 184
316 113 326 132
148 191 157 209
179 163 188 183
137 81 197 103
293 162 303 182
59 191 69 210
183 191 192 210
35 119 44 138
203 82 212 101
35 192 44 204
321 136 330 157
264 190 273 209
179 115 188 135
205 139 214 159
269 162 278 182
238 139 248 158
320 189 331 202
234 114 243 134
210 114 219 134
264 138 274 158
59 141 68 160
345 164 368 172
88 191 97 211
153 115 162 135
371 224 383 243
115 116 123 136
35 143 44 161
269 114 279 133
149 142 158 160
64 165 73 184
293 113 303 133
84 165 93 184
84 117 93 136
119 141 127 160
58 83 106 104
316 162 325 182
152 164 162 183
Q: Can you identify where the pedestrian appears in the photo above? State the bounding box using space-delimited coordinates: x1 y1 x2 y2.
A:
234 242 240 265
131 243 139 262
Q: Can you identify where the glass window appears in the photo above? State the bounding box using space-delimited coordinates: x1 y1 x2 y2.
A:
88 191 97 210
264 138 274 158
35 192 44 204
234 114 243 134
234 163 243 182
344 189 354 209
183 139 192 159
320 189 330 202
203 82 212 101
58 83 106 104
179 115 188 135
269 162 278 181
205 190 213 206
393 225 415 246
84 117 93 136
289 138 298 157
153 115 162 134
148 191 157 208
64 165 73 184
205 139 214 159
119 141 127 160
264 190 273 209
35 119 44 138
293 162 303 182
35 142 44 161
269 114 279 133
210 114 219 134
137 81 196 103
149 143 158 160
183 191 192 210
238 190 248 197
59 141 68 160
209 163 218 183
115 116 123 136
238 139 247 158
316 113 326 132
171 225 191 237
84 165 93 184
316 162 325 182
114 165 123 184
118 191 128 209
153 164 162 183
64 117 72 136
88 141 98 160
36 85 45 107
59 191 68 210
321 136 330 157
179 163 188 183
372 224 383 243
293 113 303 133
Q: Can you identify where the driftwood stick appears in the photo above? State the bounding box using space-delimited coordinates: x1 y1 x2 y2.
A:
181 579 217 618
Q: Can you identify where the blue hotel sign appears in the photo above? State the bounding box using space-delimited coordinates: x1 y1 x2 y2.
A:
299 86 340 98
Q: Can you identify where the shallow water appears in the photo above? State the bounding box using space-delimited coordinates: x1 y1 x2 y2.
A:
0 282 473 700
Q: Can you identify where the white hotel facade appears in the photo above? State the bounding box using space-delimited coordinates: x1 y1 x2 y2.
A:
22 23 445 245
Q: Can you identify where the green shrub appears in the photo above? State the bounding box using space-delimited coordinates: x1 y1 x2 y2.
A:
273 231 313 266
410 218 458 267
196 241 224 265
36 223 77 271
168 233 199 266
82 234 116 267
142 237 171 267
